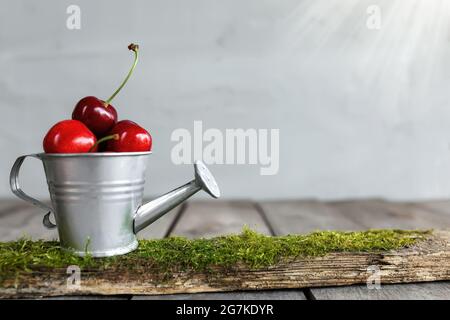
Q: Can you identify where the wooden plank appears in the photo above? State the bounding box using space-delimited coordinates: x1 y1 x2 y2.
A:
259 200 364 235
133 200 305 300
56 203 178 300
2 229 449 298
311 282 450 300
0 205 58 241
261 199 450 233
132 290 305 300
414 200 450 216
329 199 450 229
0 199 179 300
0 200 178 241
260 199 450 300
171 200 272 238
42 295 130 300
0 200 30 217
137 206 181 239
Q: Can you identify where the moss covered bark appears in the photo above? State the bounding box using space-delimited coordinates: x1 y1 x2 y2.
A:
0 228 429 284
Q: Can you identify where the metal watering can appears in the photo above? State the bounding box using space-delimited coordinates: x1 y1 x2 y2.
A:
9 152 220 257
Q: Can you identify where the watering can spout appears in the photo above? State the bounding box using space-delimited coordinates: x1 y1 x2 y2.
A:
133 161 220 233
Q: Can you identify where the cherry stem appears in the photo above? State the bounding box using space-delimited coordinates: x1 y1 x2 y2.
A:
104 43 139 107
89 134 119 152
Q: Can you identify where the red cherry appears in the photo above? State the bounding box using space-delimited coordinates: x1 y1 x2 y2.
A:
72 96 117 136
104 120 152 152
72 44 140 137
43 120 97 153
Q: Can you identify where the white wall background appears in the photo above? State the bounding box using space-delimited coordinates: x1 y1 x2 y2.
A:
1 0 450 200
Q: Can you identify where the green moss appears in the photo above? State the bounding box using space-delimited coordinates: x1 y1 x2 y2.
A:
0 228 429 283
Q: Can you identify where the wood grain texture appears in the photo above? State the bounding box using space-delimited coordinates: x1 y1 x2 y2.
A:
260 199 450 300
171 201 271 238
132 290 306 300
0 199 178 300
0 205 58 241
133 200 292 300
42 295 130 300
411 200 450 219
0 200 179 242
3 199 450 299
0 200 29 217
311 282 450 300
259 200 364 234
261 199 450 235
137 207 181 240
1 230 449 299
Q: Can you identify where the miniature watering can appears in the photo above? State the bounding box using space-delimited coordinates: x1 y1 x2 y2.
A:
9 152 220 257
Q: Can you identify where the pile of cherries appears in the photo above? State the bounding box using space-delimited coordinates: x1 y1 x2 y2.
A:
43 44 152 154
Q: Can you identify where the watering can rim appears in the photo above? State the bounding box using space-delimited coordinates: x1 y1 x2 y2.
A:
35 151 152 158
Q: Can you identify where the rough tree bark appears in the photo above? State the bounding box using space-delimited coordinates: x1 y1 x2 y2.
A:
1 230 449 298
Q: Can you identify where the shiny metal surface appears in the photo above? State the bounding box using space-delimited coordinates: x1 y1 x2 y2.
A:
10 154 56 229
194 161 221 198
134 181 199 233
134 160 220 232
10 153 220 257
27 152 149 257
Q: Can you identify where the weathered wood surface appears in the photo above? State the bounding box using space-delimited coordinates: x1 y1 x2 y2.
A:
171 200 271 238
0 202 58 241
2 199 450 299
1 229 449 299
258 200 364 234
132 201 303 300
0 201 180 242
311 282 450 300
260 199 450 299
132 290 306 300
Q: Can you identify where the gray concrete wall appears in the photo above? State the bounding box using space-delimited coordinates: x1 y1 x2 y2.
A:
1 0 450 200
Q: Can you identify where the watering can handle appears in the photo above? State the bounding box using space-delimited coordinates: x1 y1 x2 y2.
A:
9 154 57 229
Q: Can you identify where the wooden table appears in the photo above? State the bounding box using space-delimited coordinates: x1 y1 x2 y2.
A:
1 198 450 300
